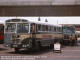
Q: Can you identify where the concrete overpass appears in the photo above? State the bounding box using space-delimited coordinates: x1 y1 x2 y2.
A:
0 0 80 16
0 0 80 5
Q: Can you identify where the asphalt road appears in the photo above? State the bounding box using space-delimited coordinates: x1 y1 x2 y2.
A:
0 43 80 60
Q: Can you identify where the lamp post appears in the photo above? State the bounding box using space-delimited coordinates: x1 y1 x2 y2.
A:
38 17 41 21
45 19 48 22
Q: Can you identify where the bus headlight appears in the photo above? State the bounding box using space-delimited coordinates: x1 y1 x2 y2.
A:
22 45 27 47
22 44 29 48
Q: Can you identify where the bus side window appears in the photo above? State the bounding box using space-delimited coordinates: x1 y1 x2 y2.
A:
55 27 57 32
52 26 54 32
38 24 42 31
42 25 45 31
57 27 59 32
51 26 54 32
59 27 62 32
46 25 48 31
48 26 50 32
54 27 56 32
50 26 52 32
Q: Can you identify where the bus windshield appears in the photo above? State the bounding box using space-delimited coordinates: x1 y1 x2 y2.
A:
6 23 16 32
6 23 29 33
17 23 29 33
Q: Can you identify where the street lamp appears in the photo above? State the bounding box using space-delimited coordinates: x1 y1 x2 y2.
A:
38 17 41 21
45 19 48 22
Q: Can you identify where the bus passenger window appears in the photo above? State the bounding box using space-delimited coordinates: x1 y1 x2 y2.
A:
50 26 52 32
46 25 48 31
51 26 53 32
59 27 62 32
52 26 54 32
54 27 56 32
42 25 46 31
38 24 42 31
57 27 59 32
48 26 50 32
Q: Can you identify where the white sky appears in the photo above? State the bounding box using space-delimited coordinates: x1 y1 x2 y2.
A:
0 16 80 24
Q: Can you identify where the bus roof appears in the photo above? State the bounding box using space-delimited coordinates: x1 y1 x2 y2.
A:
5 18 62 27
30 21 62 27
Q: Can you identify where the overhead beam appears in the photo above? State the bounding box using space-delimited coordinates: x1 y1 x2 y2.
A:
0 5 80 16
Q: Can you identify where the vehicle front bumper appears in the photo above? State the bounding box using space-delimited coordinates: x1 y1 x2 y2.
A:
11 44 31 48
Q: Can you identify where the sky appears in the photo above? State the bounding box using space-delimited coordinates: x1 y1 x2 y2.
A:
0 16 80 25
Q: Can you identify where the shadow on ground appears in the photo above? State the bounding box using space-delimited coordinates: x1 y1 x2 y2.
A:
8 47 53 55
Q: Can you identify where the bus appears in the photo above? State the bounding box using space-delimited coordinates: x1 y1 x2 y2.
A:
4 19 63 52
0 24 4 44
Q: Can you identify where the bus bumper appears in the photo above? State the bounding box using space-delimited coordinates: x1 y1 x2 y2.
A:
11 44 31 48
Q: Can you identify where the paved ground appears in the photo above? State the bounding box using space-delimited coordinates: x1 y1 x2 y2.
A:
0 43 80 60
